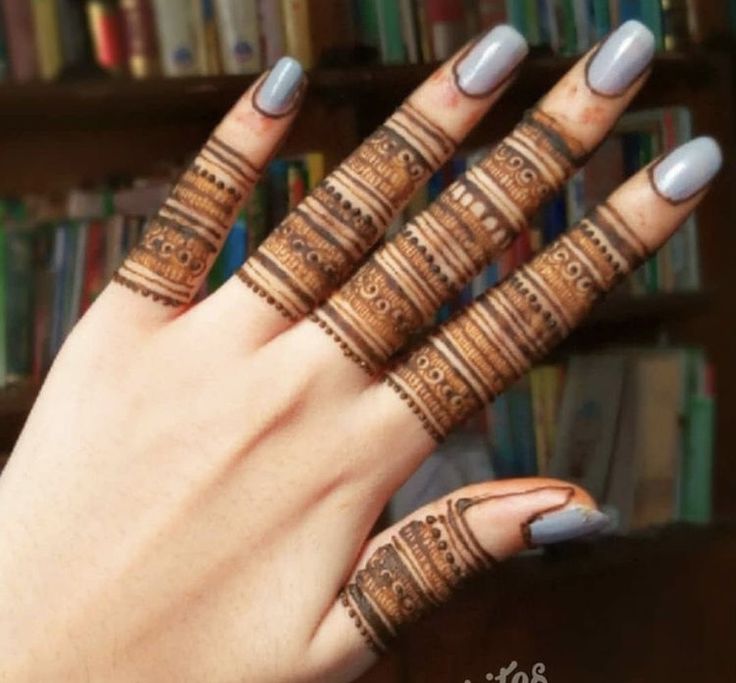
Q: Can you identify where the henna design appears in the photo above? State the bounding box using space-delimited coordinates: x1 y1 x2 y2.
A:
313 109 587 372
114 135 258 306
341 486 574 653
385 202 650 441
239 103 456 318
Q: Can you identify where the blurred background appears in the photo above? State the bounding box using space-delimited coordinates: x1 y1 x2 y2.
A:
0 1 734 681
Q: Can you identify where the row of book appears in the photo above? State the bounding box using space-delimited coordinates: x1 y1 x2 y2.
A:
0 0 318 82
391 347 715 531
2 0 729 83
0 105 702 386
357 0 713 65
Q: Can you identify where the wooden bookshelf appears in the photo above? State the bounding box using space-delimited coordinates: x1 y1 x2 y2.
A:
358 523 736 683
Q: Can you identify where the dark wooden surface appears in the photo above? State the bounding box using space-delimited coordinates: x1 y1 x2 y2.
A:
356 524 736 683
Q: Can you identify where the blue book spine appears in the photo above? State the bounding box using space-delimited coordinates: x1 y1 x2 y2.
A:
618 0 643 22
221 215 248 278
542 191 568 245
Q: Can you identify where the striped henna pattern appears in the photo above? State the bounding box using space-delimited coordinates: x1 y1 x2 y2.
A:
386 203 649 441
113 136 256 306
238 103 456 318
341 486 574 654
312 109 587 372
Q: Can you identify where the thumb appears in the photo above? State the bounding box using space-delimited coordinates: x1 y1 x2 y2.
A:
310 479 609 682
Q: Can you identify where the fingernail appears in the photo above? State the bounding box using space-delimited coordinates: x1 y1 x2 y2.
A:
454 24 528 97
254 56 304 116
652 136 723 203
526 506 611 545
586 20 655 96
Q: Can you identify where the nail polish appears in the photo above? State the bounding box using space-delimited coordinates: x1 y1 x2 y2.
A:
254 56 305 117
586 20 655 96
652 137 723 203
454 24 529 97
526 506 611 545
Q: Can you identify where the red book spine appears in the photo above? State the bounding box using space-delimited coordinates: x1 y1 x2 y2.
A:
120 0 159 78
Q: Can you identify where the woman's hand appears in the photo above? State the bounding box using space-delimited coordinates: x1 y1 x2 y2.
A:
0 21 721 682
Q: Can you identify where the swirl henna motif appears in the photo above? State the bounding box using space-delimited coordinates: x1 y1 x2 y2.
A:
113 136 256 306
341 486 575 654
385 203 650 441
238 103 457 318
312 109 587 372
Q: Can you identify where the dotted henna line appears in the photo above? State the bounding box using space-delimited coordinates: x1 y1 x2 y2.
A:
308 314 375 375
236 270 295 320
404 228 455 291
382 374 445 443
112 273 183 307
339 590 384 656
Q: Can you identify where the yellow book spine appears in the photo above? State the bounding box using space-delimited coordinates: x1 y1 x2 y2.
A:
32 0 62 80
280 0 314 69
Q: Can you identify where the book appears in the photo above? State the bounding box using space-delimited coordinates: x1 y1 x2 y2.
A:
376 0 406 63
214 0 262 74
477 0 508 29
197 0 221 75
259 0 286 66
31 0 63 80
2 0 38 82
281 0 313 68
425 0 466 60
549 353 627 501
57 0 96 75
120 0 160 78
398 0 421 63
152 0 204 76
86 0 126 74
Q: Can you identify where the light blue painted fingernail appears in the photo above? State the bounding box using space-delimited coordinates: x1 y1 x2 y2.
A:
587 20 655 96
652 137 722 203
454 24 528 97
254 56 304 116
527 506 611 545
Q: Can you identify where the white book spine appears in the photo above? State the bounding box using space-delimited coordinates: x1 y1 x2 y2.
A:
152 0 204 76
215 0 262 74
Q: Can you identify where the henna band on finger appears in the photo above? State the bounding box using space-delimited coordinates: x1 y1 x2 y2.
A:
238 103 456 319
341 486 574 654
312 109 587 372
385 203 649 441
113 136 257 306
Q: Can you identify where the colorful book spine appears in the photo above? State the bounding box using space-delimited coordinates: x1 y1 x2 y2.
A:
376 0 406 63
425 0 466 60
121 0 160 78
31 0 63 80
87 0 126 74
2 0 38 82
398 0 420 63
259 0 286 66
152 0 204 76
281 0 314 68
214 0 261 75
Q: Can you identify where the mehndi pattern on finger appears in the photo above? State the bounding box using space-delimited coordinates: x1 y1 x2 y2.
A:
312 109 587 373
341 486 574 654
113 136 257 306
239 103 456 319
385 203 649 441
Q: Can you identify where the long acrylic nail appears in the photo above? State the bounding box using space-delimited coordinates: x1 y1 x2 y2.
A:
526 506 611 545
586 20 655 96
651 136 723 203
454 24 528 97
254 56 305 117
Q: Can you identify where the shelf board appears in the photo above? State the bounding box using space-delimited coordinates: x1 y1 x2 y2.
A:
0 51 720 131
583 290 710 326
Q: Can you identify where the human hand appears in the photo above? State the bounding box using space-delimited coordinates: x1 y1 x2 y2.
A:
0 21 721 682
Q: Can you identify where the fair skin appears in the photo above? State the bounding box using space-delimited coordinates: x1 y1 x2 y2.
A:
0 42 712 683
